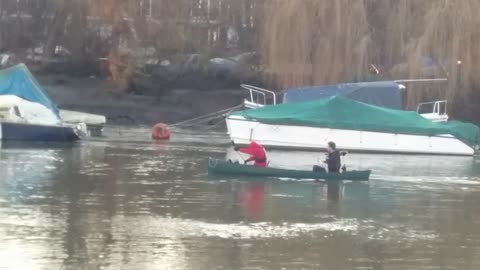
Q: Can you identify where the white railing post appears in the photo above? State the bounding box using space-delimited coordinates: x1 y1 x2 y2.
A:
241 84 277 108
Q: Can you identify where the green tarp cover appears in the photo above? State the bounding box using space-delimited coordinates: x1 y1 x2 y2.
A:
232 96 480 146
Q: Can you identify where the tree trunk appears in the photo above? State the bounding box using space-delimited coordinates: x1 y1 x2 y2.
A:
67 1 88 71
44 0 71 59
0 0 4 51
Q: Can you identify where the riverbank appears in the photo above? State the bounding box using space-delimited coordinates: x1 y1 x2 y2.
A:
38 74 245 126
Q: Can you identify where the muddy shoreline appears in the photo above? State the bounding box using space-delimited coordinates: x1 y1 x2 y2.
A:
38 74 246 127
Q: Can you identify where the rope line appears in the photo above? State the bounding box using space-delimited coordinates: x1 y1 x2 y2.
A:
170 104 243 128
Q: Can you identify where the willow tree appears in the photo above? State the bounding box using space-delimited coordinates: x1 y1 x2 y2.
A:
372 0 480 119
261 0 371 88
147 0 192 56
0 0 52 51
261 0 480 122
404 0 480 119
87 0 146 90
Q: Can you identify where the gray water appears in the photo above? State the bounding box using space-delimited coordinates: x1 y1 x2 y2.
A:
1 127 480 270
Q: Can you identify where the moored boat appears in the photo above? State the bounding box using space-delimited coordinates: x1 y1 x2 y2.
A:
226 96 480 156
0 64 84 142
241 81 405 109
207 159 371 181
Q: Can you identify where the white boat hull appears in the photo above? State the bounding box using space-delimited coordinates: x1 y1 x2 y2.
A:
226 116 475 156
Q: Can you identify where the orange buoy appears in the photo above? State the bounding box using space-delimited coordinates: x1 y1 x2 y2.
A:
151 123 171 140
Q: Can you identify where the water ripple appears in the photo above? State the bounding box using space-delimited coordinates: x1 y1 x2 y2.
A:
113 216 359 240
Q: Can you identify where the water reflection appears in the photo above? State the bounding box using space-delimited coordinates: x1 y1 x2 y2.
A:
326 182 341 215
0 132 479 269
238 182 265 221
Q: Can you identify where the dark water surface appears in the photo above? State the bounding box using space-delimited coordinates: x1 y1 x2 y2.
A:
1 127 480 270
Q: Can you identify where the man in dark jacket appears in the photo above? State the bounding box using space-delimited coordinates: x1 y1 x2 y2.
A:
324 141 341 173
313 141 341 173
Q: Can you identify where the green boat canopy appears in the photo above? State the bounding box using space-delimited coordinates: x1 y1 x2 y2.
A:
231 96 480 146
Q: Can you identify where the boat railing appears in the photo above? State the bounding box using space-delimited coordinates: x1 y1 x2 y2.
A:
417 100 448 122
394 78 448 84
241 84 277 109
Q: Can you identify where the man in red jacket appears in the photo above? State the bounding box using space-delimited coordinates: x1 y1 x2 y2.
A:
235 141 268 168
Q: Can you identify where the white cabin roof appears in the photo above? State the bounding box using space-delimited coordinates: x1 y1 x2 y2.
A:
0 95 61 125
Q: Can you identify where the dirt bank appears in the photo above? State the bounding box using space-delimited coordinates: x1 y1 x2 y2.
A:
37 74 246 126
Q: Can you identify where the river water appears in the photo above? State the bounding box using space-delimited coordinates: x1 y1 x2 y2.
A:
1 127 480 270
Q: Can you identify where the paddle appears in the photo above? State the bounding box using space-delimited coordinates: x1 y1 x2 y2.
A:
233 146 246 163
340 151 348 172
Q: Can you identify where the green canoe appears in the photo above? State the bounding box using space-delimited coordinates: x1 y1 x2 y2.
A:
208 159 371 181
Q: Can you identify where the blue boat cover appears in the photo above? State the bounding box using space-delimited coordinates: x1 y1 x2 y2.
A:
282 81 403 109
0 64 59 115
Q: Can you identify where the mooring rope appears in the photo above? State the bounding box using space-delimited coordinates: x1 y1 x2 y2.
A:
170 104 243 128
